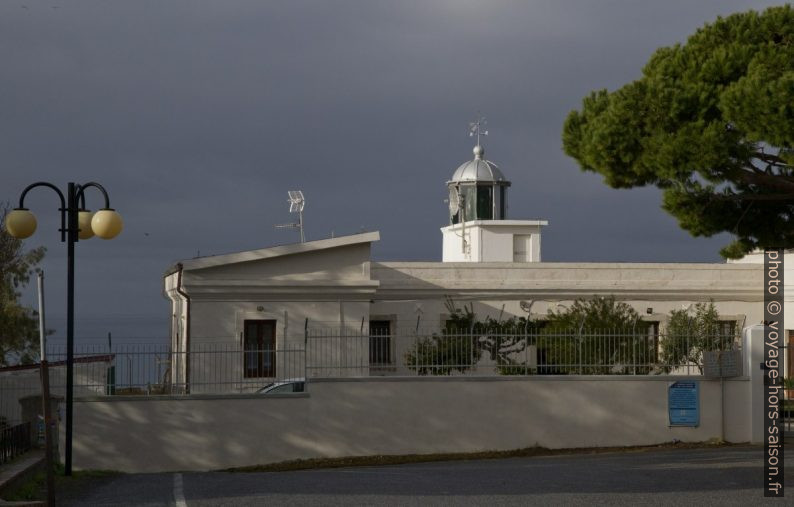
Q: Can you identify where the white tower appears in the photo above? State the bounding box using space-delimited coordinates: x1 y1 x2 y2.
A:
441 121 548 262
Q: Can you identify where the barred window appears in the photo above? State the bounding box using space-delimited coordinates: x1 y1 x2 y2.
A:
719 320 737 338
243 320 276 378
369 320 392 365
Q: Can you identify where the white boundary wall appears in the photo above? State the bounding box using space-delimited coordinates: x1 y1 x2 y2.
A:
65 376 751 473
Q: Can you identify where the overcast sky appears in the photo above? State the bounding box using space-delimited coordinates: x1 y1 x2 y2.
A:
1 1 783 343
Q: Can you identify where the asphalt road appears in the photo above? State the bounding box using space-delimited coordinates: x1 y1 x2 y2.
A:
60 446 790 506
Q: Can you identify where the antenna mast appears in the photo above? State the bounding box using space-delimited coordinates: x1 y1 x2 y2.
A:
275 190 306 243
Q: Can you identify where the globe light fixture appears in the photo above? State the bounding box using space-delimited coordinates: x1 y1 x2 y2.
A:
91 208 123 239
4 208 37 239
77 210 95 240
5 181 121 476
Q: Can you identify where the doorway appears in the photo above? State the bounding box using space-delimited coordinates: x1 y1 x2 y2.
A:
243 320 276 378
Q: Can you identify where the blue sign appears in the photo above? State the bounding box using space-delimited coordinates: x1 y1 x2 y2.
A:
669 381 699 426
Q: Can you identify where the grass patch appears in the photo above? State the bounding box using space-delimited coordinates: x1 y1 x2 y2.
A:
224 439 740 473
4 462 123 502
4 474 42 502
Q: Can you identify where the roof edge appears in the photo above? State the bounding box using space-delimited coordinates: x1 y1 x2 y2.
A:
173 231 380 272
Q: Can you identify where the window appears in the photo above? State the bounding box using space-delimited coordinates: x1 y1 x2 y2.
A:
717 320 738 349
461 186 476 222
451 185 495 222
644 321 660 338
443 318 465 333
718 320 737 338
513 235 531 262
369 320 392 365
476 185 493 220
243 320 276 378
643 321 660 364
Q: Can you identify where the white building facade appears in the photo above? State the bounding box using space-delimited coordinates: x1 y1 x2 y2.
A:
163 142 771 391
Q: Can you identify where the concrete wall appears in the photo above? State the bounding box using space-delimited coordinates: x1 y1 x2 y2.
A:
1 362 109 424
189 300 370 343
370 299 758 337
66 376 750 473
370 261 764 339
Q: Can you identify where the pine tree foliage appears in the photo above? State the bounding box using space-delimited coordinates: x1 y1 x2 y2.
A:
563 6 794 258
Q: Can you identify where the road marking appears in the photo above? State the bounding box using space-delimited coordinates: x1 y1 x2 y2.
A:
324 469 414 476
173 473 187 507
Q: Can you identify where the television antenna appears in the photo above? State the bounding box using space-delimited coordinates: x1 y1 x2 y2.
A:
275 190 306 243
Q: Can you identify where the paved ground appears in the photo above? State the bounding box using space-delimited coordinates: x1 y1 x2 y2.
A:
59 446 790 506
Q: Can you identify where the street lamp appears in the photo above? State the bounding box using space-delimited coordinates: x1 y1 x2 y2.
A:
4 182 122 476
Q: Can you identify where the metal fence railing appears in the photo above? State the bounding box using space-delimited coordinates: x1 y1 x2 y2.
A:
1 421 31 465
0 330 743 409
186 344 306 394
0 344 305 423
38 343 307 395
307 329 741 377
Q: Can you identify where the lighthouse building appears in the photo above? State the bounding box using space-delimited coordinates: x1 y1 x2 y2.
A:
442 144 547 263
163 138 765 388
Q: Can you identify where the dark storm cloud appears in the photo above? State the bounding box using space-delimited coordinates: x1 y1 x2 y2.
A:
0 0 782 340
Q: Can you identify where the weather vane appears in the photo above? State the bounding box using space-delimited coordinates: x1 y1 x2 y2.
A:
468 114 488 146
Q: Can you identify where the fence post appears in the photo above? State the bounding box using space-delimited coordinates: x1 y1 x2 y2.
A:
744 325 766 443
415 334 419 377
40 360 55 505
304 318 309 386
414 316 420 376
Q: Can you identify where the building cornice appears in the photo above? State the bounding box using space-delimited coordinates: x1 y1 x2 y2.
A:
371 261 763 301
372 287 763 302
182 279 380 301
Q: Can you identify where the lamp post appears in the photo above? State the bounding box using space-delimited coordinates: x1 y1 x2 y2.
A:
4 182 122 476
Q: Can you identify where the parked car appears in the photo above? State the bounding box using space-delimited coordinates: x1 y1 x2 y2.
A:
257 378 305 394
